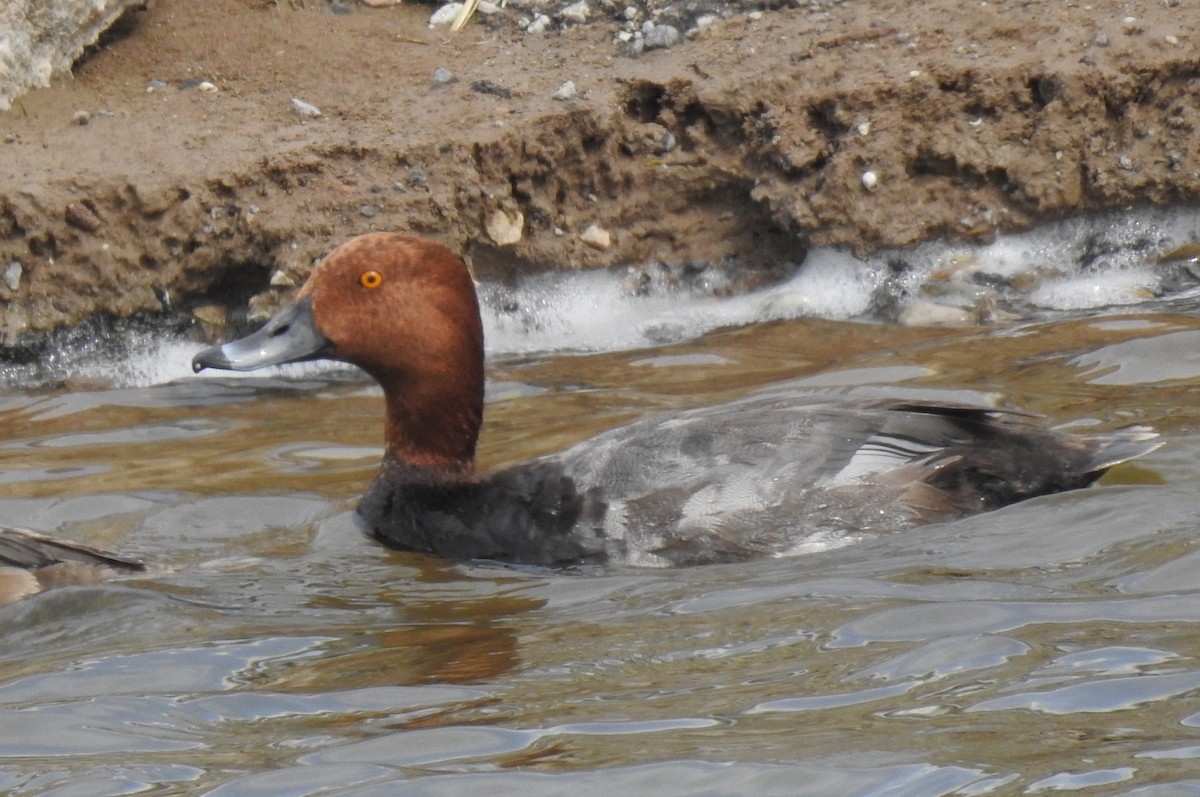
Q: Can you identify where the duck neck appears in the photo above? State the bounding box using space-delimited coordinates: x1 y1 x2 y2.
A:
380 369 483 479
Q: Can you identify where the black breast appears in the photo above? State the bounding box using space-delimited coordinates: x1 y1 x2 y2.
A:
356 458 607 566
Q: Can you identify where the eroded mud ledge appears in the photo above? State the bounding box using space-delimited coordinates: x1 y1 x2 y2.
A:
0 0 1197 350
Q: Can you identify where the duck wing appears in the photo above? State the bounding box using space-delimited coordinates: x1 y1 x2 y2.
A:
559 397 1160 566
0 527 147 604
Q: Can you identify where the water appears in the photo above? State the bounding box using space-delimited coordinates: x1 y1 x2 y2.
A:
3 212 1200 794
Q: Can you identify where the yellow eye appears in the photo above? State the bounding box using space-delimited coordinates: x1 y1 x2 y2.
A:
359 270 383 289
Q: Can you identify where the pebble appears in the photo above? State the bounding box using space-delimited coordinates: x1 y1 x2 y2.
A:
861 170 879 191
72 110 90 126
65 201 102 232
291 98 322 118
560 0 589 23
526 14 551 33
429 3 465 27
552 80 577 100
3 262 21 292
432 67 459 87
360 205 378 218
580 223 612 250
471 80 513 99
486 210 524 246
145 79 168 92
644 24 680 50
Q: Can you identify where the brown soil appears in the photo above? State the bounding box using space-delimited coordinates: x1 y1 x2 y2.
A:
0 0 1197 348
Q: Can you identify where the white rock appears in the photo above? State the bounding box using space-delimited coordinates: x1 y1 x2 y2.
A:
429 3 465 27
560 0 589 23
197 81 219 93
0 0 144 111
291 97 322 118
3 261 22 291
861 170 879 191
552 80 576 100
580 223 612 250
644 24 680 50
486 210 524 246
526 13 551 33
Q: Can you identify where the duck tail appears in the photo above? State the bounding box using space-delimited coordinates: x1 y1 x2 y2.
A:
1078 425 1162 476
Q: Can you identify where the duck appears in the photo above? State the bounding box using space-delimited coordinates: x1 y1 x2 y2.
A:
192 232 1161 568
0 526 147 605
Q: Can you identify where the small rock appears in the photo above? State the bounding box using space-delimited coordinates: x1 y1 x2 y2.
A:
552 80 577 100
65 201 102 231
270 270 297 288
526 13 550 33
432 67 459 87
145 79 168 92
486 210 524 246
560 0 589 23
861 170 879 191
429 3 464 26
644 24 680 50
291 97 322 118
191 304 229 330
407 169 429 188
1118 155 1135 170
471 80 513 99
329 0 352 13
196 81 219 93
899 300 976 327
360 205 378 218
3 262 22 292
1091 32 1110 47
580 223 612 250
72 109 90 126
660 131 676 153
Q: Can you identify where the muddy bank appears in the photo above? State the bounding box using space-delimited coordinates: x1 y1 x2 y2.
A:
0 0 1197 350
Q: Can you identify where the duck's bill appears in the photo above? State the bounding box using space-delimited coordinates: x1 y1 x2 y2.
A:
192 297 332 373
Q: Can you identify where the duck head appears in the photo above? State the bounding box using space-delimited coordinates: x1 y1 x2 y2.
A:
193 233 485 475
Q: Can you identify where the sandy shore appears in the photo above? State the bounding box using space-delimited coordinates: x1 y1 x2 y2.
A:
0 0 1196 349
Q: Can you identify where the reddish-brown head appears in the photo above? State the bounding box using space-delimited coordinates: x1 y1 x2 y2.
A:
301 233 485 474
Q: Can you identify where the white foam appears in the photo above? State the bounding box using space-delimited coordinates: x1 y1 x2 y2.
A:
6 207 1199 389
481 248 884 356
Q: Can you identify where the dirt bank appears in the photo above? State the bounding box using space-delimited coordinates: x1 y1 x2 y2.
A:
0 0 1197 351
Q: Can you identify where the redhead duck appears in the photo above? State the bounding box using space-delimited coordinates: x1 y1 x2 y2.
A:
0 526 146 605
193 233 1160 567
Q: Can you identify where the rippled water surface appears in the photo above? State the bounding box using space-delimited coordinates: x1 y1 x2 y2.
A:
6 221 1200 794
